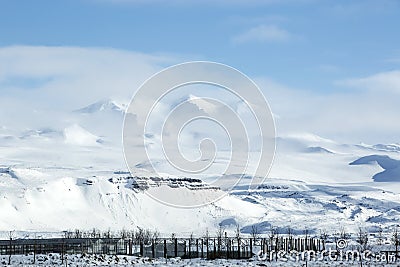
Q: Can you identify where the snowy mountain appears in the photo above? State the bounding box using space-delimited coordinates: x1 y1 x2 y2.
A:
1 97 400 237
350 155 400 182
74 99 127 114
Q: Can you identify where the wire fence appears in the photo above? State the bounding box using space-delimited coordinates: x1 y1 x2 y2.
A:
0 236 326 260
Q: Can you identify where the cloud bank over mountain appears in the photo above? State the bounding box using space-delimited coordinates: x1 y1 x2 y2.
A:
1 45 400 145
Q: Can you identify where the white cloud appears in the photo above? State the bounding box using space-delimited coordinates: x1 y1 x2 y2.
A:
338 70 400 93
257 75 400 144
1 45 399 145
232 25 294 44
0 45 178 134
0 46 174 110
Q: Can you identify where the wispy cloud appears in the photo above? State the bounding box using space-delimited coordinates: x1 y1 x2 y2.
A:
1 45 399 144
0 46 176 132
338 70 400 93
232 25 294 44
257 73 400 144
0 46 174 108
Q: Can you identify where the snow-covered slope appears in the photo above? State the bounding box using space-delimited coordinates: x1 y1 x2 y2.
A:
0 166 264 235
64 124 102 146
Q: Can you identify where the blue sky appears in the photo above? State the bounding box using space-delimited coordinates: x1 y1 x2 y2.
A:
1 0 400 143
1 0 399 91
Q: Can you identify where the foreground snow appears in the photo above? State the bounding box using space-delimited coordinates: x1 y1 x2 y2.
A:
1 254 397 266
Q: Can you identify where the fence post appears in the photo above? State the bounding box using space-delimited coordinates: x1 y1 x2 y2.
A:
201 239 204 258
183 240 186 258
217 237 222 258
226 238 229 259
61 240 65 264
238 239 241 259
188 239 191 259
206 238 209 259
263 238 266 254
152 240 155 258
213 239 216 259
250 239 252 258
33 240 36 264
196 239 199 258
174 238 177 258
164 239 167 258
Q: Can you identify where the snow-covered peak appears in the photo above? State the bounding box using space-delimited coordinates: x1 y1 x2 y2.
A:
171 94 218 113
280 132 335 144
74 99 127 114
